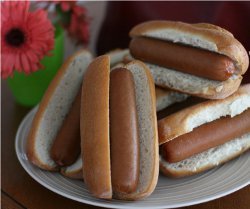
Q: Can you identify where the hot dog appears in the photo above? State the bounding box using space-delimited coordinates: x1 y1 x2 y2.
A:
50 88 81 166
130 37 236 81
110 68 140 194
161 108 250 163
81 55 159 200
129 21 249 99
158 84 250 177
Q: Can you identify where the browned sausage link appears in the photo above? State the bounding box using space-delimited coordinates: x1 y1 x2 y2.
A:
50 88 82 166
161 108 250 163
130 37 236 81
110 68 140 194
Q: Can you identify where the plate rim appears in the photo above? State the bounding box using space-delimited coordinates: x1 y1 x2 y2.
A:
15 107 250 209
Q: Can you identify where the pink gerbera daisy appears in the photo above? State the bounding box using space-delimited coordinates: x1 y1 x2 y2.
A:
1 1 54 78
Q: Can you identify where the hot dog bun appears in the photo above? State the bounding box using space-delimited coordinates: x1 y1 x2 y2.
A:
81 55 159 200
159 84 250 177
27 50 93 171
129 21 249 99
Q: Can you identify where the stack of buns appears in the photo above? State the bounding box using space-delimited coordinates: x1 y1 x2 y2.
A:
26 20 249 200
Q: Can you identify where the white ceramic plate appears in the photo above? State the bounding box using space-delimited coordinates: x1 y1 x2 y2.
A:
15 107 250 209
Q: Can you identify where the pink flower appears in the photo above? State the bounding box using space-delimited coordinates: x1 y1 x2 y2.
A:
67 5 89 45
1 1 54 78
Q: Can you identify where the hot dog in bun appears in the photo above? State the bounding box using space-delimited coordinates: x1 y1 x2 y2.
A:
129 21 249 99
27 50 93 171
81 55 159 199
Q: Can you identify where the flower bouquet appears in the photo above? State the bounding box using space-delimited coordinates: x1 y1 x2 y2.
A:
1 1 89 106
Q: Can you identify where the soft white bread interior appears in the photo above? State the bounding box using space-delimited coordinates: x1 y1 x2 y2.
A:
155 87 189 111
61 156 83 179
147 63 242 99
158 84 250 145
27 50 92 171
129 21 249 74
114 60 159 200
160 133 250 178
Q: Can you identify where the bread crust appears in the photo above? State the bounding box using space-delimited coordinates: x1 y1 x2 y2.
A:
27 50 92 171
158 84 250 145
81 55 112 199
129 20 249 75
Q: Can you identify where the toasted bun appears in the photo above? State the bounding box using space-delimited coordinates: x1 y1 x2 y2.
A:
158 84 250 145
114 61 159 200
26 50 93 171
155 87 189 112
130 20 249 74
160 133 250 178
